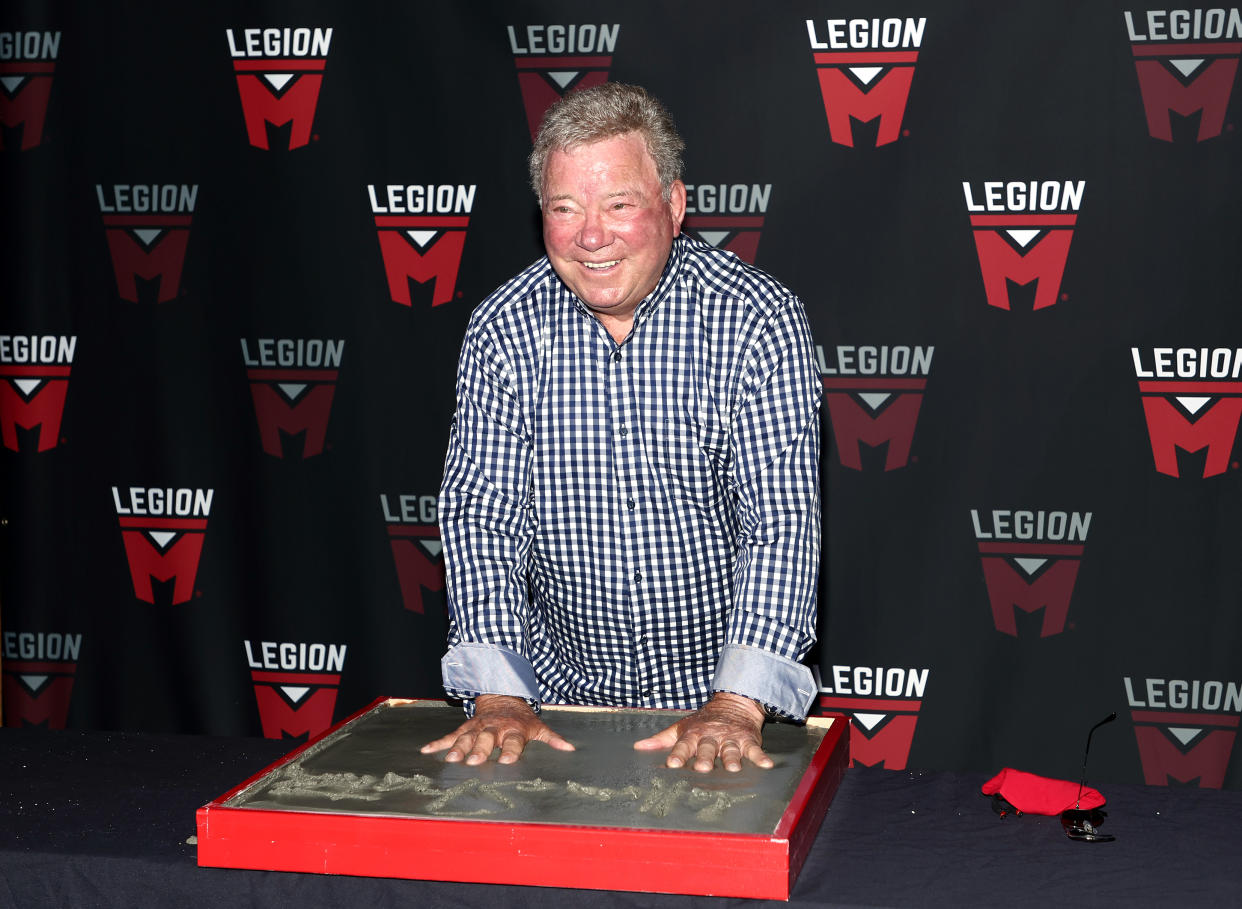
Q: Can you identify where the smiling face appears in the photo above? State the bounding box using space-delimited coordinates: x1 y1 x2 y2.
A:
541 132 686 335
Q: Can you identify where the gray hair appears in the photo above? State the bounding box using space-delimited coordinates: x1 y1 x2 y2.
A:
529 83 685 204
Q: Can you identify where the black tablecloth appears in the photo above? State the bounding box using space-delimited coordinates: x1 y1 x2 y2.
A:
1 726 1239 908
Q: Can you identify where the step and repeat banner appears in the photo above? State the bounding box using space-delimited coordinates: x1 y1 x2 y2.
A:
3 1 1241 790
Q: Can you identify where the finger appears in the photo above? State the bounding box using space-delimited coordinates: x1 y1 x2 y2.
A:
496 729 527 764
743 741 774 769
665 731 700 769
633 722 683 751
693 737 721 773
465 729 497 765
420 731 459 754
720 740 743 773
533 727 576 752
443 731 477 763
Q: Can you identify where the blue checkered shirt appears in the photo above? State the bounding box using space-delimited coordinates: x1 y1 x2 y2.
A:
438 235 821 719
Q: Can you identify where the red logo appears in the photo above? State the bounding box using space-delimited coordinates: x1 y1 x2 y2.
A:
382 493 445 615
973 509 1090 637
2 632 80 728
0 31 59 150
682 183 771 264
1126 676 1241 787
113 486 212 605
963 180 1083 311
1133 347 1242 478
368 184 475 307
817 665 928 769
226 27 331 150
820 344 931 471
807 17 925 146
508 24 619 140
242 338 342 458
97 184 197 303
1125 10 1241 141
245 640 345 740
0 334 74 452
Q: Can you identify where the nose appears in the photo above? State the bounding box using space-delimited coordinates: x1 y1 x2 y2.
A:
577 207 610 251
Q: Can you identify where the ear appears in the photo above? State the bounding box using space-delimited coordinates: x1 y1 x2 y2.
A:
668 180 687 236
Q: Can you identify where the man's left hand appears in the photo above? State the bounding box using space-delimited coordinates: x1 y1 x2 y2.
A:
632 691 772 772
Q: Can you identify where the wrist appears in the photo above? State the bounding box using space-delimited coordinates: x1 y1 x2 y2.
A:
709 690 766 725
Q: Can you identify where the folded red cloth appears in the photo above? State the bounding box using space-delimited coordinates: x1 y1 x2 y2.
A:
981 768 1105 815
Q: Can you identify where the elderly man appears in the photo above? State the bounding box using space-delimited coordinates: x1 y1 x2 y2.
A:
421 84 822 773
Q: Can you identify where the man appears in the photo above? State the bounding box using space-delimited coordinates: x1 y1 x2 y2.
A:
421 84 822 773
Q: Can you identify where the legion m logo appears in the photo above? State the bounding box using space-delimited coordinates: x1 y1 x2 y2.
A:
245 640 345 740
1126 676 1241 787
97 184 197 303
1133 347 1242 478
0 334 74 452
682 184 771 264
367 184 476 307
381 494 445 615
226 27 331 150
112 486 212 605
807 17 925 147
820 344 932 471
0 31 58 150
972 509 1091 637
2 632 81 728
963 180 1084 311
242 338 343 458
508 23 618 142
817 664 929 769
1124 9 1241 141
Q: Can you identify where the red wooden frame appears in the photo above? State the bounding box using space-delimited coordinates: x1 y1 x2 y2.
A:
197 698 849 900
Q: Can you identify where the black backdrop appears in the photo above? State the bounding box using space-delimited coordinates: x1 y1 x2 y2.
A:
3 0 1241 791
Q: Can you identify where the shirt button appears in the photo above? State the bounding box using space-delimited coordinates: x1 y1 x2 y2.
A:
642 689 653 699
626 497 635 510
619 425 628 437
614 351 623 362
633 569 642 583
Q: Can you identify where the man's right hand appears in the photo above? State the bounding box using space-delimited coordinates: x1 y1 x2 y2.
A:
419 694 575 765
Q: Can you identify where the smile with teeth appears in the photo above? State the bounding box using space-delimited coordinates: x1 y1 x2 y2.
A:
582 260 620 269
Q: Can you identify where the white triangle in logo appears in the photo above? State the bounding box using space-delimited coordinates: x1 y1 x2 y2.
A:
14 378 43 396
858 392 891 411
281 685 311 704
1168 726 1201 746
696 230 730 247
547 71 578 89
407 229 438 247
418 539 443 558
20 674 49 692
0 75 26 93
1170 58 1204 78
1006 228 1042 248
852 712 887 731
1176 395 1212 414
263 72 295 91
1014 557 1047 576
132 228 164 246
849 65 883 85
149 530 177 549
278 382 307 400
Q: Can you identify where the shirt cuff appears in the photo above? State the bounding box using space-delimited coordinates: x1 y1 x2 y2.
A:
711 643 817 721
441 641 541 703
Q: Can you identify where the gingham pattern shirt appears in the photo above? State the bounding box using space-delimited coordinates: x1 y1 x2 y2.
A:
438 235 822 719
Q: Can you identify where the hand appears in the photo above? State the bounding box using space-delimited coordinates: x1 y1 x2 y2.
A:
632 692 771 773
419 694 575 765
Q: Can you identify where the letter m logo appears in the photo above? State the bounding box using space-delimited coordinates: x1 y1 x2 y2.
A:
118 518 208 605
969 216 1077 311
232 62 326 150
1137 382 1242 478
387 525 445 614
819 696 921 769
977 543 1084 637
823 378 926 470
374 216 470 307
246 369 338 458
0 367 70 451
812 51 918 147
102 220 192 303
2 664 76 728
250 672 340 740
1131 710 1238 788
1130 42 1240 142
0 65 55 150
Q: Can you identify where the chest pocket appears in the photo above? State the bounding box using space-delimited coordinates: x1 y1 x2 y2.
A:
654 415 729 506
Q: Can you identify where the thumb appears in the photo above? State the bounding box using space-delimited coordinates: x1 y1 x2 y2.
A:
632 721 683 751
